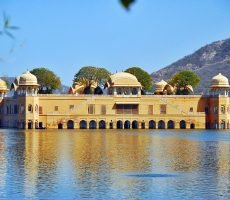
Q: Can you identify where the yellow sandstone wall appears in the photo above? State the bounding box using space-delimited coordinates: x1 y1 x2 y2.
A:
2 94 230 129
37 95 207 129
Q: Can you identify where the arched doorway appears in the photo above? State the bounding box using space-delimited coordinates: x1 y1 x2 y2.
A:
67 120 74 129
89 120 97 129
190 123 195 129
124 120 130 129
117 120 123 129
158 120 165 129
99 120 106 129
28 120 33 129
58 123 63 129
132 120 138 129
35 120 38 129
180 120 186 129
149 120 156 129
80 120 87 129
141 121 145 129
167 120 175 129
221 120 225 129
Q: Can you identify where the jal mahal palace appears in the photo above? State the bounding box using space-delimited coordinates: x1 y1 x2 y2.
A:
0 71 229 130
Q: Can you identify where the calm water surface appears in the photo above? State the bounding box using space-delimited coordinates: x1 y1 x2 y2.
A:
0 129 230 200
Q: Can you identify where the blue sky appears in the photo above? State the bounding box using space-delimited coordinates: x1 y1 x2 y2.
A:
1 0 230 85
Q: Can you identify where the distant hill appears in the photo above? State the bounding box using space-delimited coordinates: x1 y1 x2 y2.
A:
151 38 230 93
1 77 69 94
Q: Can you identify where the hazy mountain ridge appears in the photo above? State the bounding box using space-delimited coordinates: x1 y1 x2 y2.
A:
151 38 230 93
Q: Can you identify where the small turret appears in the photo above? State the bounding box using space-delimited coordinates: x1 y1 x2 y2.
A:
210 73 230 96
0 78 8 98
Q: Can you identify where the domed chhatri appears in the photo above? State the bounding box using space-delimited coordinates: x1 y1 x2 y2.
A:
210 73 230 88
10 71 39 96
19 71 38 86
105 72 142 96
0 79 8 91
0 78 8 98
108 72 141 87
155 80 167 94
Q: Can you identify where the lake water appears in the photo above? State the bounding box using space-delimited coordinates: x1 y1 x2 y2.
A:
0 129 230 200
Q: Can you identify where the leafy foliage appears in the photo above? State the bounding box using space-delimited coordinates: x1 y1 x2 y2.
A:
120 0 136 10
169 70 200 95
30 68 61 94
74 66 111 88
125 67 153 90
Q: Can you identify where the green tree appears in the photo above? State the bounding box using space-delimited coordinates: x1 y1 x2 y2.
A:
169 70 200 95
30 68 61 94
96 68 112 86
125 67 153 90
74 66 111 88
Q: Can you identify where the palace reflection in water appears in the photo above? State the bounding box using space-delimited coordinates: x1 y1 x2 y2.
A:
0 129 230 199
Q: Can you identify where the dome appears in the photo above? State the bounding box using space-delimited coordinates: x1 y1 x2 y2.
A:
19 71 38 86
70 80 97 94
106 72 141 87
155 80 167 93
210 73 230 88
0 79 8 91
163 84 174 94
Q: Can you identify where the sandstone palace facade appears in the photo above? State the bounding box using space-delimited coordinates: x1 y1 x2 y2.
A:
0 71 229 130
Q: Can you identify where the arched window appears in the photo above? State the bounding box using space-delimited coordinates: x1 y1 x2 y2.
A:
124 120 130 129
80 120 87 129
99 120 106 129
132 88 138 95
28 104 33 112
190 123 195 129
167 120 175 129
27 87 32 94
124 88 130 95
35 120 38 129
89 120 97 129
117 120 123 129
158 120 165 129
132 120 138 129
117 88 122 95
221 120 225 129
180 120 186 129
35 104 38 113
67 120 74 129
149 120 156 129
28 120 33 129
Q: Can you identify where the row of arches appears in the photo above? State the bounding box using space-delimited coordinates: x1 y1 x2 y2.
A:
59 119 195 129
60 120 107 129
117 120 138 129
149 120 194 129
